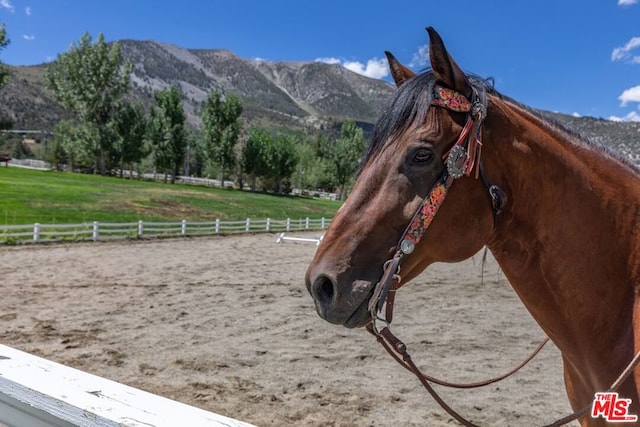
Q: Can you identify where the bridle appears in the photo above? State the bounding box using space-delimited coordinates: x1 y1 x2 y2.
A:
368 83 505 324
365 83 640 426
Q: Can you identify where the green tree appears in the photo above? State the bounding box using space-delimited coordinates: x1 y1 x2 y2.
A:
43 133 67 171
49 120 97 171
147 86 186 183
302 133 339 192
200 90 243 187
45 32 132 175
241 127 271 191
0 24 11 90
266 134 299 194
183 125 205 178
312 133 333 160
330 121 365 199
147 107 170 181
113 101 148 178
0 24 12 137
294 139 331 191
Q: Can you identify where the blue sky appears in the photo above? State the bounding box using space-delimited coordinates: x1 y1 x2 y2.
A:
0 1 639 122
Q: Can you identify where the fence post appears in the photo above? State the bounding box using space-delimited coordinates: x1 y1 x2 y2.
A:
33 223 40 242
321 217 326 229
305 217 310 230
245 218 250 232
215 218 220 234
266 218 270 232
138 220 144 238
286 218 291 232
92 221 99 241
181 219 187 236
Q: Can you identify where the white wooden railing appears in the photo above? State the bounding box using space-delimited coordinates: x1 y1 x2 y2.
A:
0 344 255 427
0 217 331 244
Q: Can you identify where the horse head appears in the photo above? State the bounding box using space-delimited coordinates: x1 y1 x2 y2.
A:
305 28 500 328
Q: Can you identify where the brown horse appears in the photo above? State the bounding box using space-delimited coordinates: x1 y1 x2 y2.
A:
305 27 640 426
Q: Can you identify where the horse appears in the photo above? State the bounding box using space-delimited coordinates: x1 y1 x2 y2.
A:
305 27 640 426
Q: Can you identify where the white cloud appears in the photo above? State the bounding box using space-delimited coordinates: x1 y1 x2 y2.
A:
609 111 640 122
612 37 640 63
315 57 389 79
343 58 388 79
23 34 34 41
409 44 429 68
315 57 341 65
618 0 637 5
618 85 640 106
572 112 582 117
25 6 31 16
0 0 14 11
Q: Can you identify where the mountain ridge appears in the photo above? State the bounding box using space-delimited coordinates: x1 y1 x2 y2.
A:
0 38 637 161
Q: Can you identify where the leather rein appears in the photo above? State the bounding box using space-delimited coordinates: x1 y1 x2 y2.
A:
365 84 640 426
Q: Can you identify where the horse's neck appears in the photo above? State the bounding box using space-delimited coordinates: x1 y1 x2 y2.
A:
483 99 640 360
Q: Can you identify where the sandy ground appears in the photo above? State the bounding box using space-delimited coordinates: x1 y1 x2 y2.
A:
0 233 578 426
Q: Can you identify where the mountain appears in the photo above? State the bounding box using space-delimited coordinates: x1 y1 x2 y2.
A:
121 39 395 132
0 65 69 132
0 38 638 161
0 39 396 138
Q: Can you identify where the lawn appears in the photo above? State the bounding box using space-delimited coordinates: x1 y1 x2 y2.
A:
0 167 340 225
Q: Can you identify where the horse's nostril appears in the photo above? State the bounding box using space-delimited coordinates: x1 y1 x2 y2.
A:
312 274 335 310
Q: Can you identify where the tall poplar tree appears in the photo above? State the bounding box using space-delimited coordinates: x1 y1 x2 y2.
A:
148 86 186 183
0 24 10 90
330 121 365 199
45 32 131 175
200 90 243 187
113 101 148 178
241 127 271 191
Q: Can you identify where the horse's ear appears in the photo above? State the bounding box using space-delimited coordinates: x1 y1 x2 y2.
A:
385 51 415 87
427 27 471 97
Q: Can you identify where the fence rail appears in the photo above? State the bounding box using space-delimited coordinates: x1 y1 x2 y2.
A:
0 343 255 427
0 217 331 244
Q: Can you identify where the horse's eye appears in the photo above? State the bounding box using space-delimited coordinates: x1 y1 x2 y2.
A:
412 148 434 164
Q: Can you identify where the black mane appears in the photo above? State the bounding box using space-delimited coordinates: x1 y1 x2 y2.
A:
362 70 637 173
364 71 494 165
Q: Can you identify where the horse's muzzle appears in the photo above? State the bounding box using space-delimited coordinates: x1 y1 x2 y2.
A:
306 273 373 328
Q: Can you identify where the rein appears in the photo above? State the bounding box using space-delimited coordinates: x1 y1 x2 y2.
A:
365 84 640 426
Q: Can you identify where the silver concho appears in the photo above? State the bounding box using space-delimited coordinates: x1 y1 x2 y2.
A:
446 145 467 179
400 239 415 255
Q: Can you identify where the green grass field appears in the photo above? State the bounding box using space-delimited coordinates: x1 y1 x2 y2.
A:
0 167 340 225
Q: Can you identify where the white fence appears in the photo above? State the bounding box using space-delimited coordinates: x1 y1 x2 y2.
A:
0 217 331 244
0 344 255 427
5 158 49 170
276 232 324 246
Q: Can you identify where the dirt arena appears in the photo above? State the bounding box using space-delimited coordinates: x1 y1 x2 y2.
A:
0 233 578 426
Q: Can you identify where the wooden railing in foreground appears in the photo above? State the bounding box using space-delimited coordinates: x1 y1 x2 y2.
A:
0 344 255 427
0 217 331 244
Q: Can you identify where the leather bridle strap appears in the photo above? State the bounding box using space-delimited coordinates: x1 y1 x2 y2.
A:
368 250 403 317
